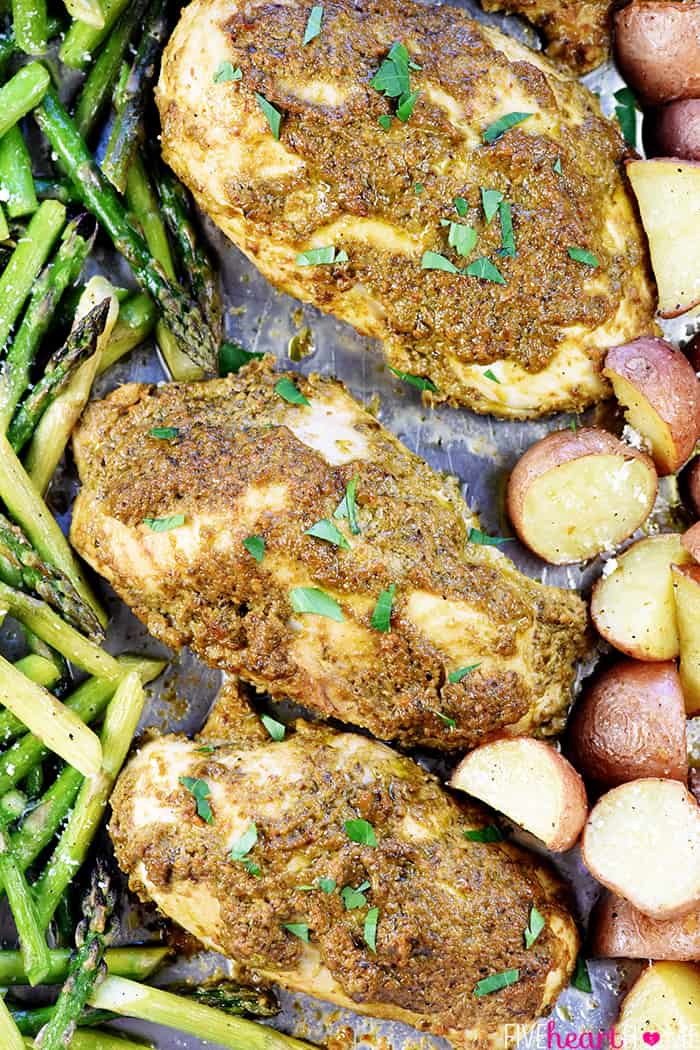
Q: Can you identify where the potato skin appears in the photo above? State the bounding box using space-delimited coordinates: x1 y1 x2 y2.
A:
592 892 700 961
683 521 700 562
614 2 700 105
604 338 700 474
685 458 700 517
566 659 688 790
647 100 700 161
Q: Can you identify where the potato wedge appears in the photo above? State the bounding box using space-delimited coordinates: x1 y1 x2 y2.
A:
618 962 700 1049
604 338 700 475
683 521 700 562
449 737 587 852
582 779 700 919
647 99 700 162
590 534 693 660
672 563 700 713
685 457 700 517
592 892 700 961
614 1 700 105
566 659 687 789
506 428 657 564
627 158 700 317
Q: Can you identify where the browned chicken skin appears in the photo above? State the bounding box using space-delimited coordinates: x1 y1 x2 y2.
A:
481 0 611 74
71 361 587 751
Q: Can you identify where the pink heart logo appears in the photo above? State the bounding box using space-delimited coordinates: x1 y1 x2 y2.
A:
643 1034 660 1047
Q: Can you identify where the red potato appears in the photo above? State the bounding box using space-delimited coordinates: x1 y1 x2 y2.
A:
618 963 700 1044
684 457 700 517
683 521 700 562
566 660 687 790
604 338 700 475
592 892 700 961
684 332 700 373
614 1 700 105
627 158 700 317
449 737 588 852
691 768 700 805
590 534 693 661
646 99 700 162
671 563 700 713
582 778 700 920
506 428 657 565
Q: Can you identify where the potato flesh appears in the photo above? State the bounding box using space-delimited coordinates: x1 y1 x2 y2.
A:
520 454 655 563
619 962 700 1049
628 160 700 316
673 568 700 714
591 535 692 660
607 373 677 475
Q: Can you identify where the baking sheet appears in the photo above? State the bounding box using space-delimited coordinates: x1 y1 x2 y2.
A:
31 2 700 1045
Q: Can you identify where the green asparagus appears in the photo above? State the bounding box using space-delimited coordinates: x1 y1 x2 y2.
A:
97 290 156 372
34 88 217 370
34 177 79 204
61 0 105 30
0 945 170 984
0 199 65 353
59 0 131 69
0 818 50 985
0 994 23 1050
0 204 9 243
11 1005 112 1036
25 1031 152 1049
0 126 36 219
0 63 50 141
11 0 47 55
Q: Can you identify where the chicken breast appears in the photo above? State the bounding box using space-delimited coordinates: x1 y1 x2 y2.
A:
70 360 587 751
156 0 655 418
109 713 579 1047
481 0 611 74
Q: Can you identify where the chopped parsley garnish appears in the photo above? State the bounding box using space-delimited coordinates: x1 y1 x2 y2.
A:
524 905 545 949
434 711 456 729
364 907 379 952
483 111 532 143
283 922 310 942
149 426 179 439
483 369 500 383
334 478 360 534
389 367 437 392
614 86 637 148
465 257 505 284
255 92 283 139
195 744 217 754
371 41 421 126
572 956 592 993
442 220 477 258
303 4 323 44
341 879 370 910
414 183 424 195
421 250 460 274
468 527 512 546
261 714 286 741
180 776 213 823
219 341 263 376
274 376 310 405
213 61 242 83
396 89 420 123
474 968 520 996
498 201 515 257
144 514 185 532
567 246 599 268
296 245 348 266
318 877 336 894
305 518 350 549
243 535 265 562
371 583 396 632
480 187 503 224
378 114 392 131
454 196 468 217
290 586 344 621
449 663 481 683
553 156 563 175
569 417 578 432
230 822 258 864
344 818 377 846
464 824 503 842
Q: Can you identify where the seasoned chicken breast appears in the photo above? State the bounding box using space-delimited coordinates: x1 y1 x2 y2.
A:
71 361 587 751
156 0 655 418
110 712 579 1048
481 0 611 74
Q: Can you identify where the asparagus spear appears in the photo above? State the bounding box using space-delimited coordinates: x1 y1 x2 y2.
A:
11 1005 112 1037
8 297 110 453
97 291 156 373
25 1031 151 1049
0 994 23 1050
59 0 131 69
102 0 169 193
0 199 65 354
0 788 26 821
61 0 105 30
11 0 47 55
14 652 61 692
0 816 50 985
34 88 217 370
0 945 170 984
0 204 9 243
21 763 42 798
0 126 37 220
0 213 97 432
0 63 50 141
0 512 103 639
34 178 80 204
0 17 63 74
170 981 279 1018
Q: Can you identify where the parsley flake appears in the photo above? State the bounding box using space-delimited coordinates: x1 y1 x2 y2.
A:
474 969 520 996
195 744 217 754
480 187 503 224
243 535 265 562
364 907 379 952
274 376 310 405
572 956 592 993
524 905 545 949
230 822 258 863
444 220 477 258
213 61 242 83
465 257 505 284
144 514 185 532
396 89 420 122
290 586 344 621
341 880 370 910
255 92 283 139
483 111 532 143
180 777 213 823
261 714 286 741
371 583 396 632
498 201 515 257
389 367 437 392
553 156 563 175
483 368 500 383
149 426 179 440
468 527 512 546
434 711 456 729
569 417 578 432
378 114 392 131
464 824 504 842
421 250 459 274
454 196 468 217
305 518 350 549
345 818 377 846
371 42 421 125
283 922 310 942
318 877 336 894
567 246 599 268
296 245 348 266
334 478 360 534
303 4 323 44
614 86 638 148
219 341 263 376
449 663 481 683
415 183 424 195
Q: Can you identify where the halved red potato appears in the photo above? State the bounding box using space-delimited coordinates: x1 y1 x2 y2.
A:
647 99 700 162
672 563 700 713
590 534 693 660
618 963 700 1045
684 333 700 373
684 521 700 562
566 659 687 789
627 158 700 317
582 778 700 919
683 457 700 518
614 1 700 105
449 737 588 852
592 892 700 961
506 428 657 564
604 338 700 475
